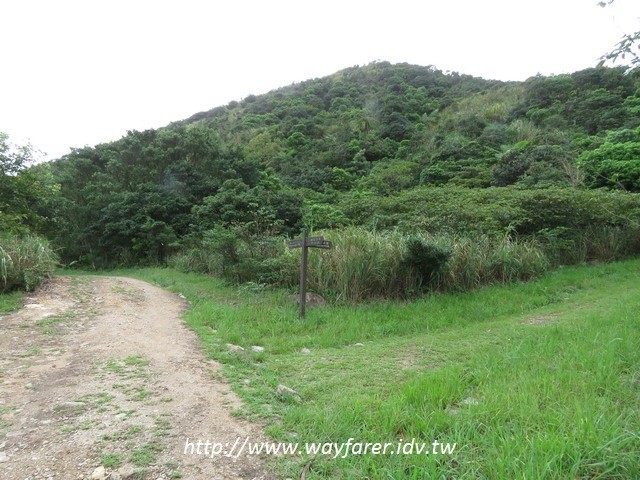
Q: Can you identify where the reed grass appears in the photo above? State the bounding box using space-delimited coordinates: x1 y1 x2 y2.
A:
306 228 549 302
169 222 640 304
0 234 57 292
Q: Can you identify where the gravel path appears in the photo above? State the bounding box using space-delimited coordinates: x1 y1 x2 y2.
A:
0 276 273 480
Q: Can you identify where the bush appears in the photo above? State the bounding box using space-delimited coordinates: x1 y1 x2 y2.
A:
169 219 638 304
0 234 58 292
402 238 451 288
341 186 640 248
536 224 640 265
168 226 298 287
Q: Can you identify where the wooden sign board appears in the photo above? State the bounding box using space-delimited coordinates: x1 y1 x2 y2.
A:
288 239 304 248
288 232 332 317
288 236 327 249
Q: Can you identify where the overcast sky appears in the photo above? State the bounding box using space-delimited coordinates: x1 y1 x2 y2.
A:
2 0 639 161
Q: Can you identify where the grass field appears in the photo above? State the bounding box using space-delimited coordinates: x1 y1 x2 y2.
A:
79 260 640 479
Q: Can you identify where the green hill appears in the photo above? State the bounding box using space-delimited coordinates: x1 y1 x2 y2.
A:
15 62 640 286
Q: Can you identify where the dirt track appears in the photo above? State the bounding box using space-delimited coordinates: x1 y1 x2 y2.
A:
0 276 273 480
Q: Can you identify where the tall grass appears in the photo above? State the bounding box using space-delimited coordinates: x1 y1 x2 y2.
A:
168 228 298 286
169 222 640 304
433 234 550 291
306 228 549 302
536 224 640 265
307 229 419 302
0 234 57 292
583 224 640 262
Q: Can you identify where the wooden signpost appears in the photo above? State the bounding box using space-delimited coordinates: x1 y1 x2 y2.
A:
288 230 331 318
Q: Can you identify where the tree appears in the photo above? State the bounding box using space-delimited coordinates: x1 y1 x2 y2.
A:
82 183 190 264
0 133 58 233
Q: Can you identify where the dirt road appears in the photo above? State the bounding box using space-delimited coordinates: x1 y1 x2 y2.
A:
0 276 273 480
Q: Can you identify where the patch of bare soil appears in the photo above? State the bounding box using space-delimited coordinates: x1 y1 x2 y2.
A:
0 276 273 480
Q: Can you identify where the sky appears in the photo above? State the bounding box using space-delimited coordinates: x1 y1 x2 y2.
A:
2 0 639 161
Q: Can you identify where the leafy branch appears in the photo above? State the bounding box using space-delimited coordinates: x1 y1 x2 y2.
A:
598 1 640 69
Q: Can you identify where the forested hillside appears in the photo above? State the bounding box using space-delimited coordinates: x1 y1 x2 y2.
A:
4 62 640 298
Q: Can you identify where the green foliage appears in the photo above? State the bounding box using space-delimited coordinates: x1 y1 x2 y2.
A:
358 160 421 195
83 183 189 266
0 133 60 234
192 178 302 236
342 186 640 238
0 234 57 292
169 225 297 287
301 202 349 231
577 127 640 190
306 228 420 302
414 233 549 291
492 144 569 187
22 62 640 276
401 237 451 287
0 289 23 313
170 226 549 302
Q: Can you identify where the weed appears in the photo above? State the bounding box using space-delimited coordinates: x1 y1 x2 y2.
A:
17 347 41 357
130 442 163 467
105 359 125 375
101 453 123 468
0 289 23 313
119 386 152 402
153 417 173 437
124 355 150 367
76 392 114 406
36 311 75 327
127 424 144 436
0 234 57 292
40 327 59 335
104 355 150 379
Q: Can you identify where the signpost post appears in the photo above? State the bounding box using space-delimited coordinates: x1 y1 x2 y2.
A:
288 230 332 318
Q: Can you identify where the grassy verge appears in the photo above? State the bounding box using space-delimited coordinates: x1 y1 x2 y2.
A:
83 260 640 479
0 290 24 314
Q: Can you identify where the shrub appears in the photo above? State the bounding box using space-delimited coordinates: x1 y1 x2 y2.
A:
536 224 640 265
169 220 637 304
401 238 451 288
168 226 298 287
0 234 58 292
